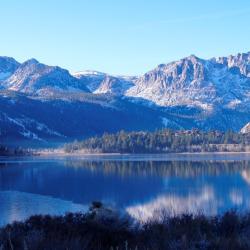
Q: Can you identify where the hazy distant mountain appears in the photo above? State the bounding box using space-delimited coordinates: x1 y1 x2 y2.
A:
73 70 106 92
73 70 136 94
1 52 250 144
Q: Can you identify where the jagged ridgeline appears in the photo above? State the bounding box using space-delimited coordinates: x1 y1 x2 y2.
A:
64 129 250 154
1 52 250 144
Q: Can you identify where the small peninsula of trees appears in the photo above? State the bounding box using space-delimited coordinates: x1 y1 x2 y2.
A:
64 129 250 154
0 145 30 156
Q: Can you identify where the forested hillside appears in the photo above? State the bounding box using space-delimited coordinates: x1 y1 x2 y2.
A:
64 129 250 153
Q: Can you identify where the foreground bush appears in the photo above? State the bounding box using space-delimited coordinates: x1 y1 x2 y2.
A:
0 207 250 250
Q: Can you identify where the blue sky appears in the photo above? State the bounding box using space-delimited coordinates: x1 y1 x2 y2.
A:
1 0 250 75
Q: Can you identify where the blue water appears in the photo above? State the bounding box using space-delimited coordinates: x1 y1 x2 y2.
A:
0 154 250 225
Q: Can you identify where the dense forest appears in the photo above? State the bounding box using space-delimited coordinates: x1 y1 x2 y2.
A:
64 129 250 153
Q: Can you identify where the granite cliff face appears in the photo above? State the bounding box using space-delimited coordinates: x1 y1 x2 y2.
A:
126 54 250 111
215 52 250 77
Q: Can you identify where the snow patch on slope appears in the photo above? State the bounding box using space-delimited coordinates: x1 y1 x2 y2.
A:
0 113 65 140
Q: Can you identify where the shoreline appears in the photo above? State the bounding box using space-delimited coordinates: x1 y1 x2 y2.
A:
3 150 250 161
36 150 250 157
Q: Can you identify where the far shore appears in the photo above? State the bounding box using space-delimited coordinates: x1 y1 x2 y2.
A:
35 149 123 157
32 149 250 158
4 149 250 159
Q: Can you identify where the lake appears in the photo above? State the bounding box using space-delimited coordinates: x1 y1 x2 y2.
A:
1 154 250 226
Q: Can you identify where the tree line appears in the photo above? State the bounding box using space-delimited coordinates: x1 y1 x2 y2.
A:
64 129 250 153
0 145 30 156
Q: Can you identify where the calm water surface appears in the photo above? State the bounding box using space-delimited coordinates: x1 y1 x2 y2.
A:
1 154 250 226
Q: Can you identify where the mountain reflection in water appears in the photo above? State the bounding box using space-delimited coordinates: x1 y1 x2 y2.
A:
0 157 250 224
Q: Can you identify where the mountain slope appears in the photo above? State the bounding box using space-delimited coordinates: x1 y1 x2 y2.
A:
126 55 250 111
0 90 190 145
2 59 90 95
0 57 20 81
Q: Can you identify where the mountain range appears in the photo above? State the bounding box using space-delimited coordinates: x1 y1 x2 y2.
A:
1 52 250 145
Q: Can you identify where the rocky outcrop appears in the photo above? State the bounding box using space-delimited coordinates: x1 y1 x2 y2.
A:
0 56 20 81
215 52 250 77
240 122 250 134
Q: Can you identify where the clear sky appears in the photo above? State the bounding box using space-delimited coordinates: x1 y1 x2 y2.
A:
1 0 250 75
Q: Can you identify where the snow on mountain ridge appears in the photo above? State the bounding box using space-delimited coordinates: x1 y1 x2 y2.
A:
72 70 107 92
126 54 250 110
73 70 137 93
1 52 250 110
214 52 250 77
94 75 135 95
1 52 250 143
2 59 90 94
0 56 20 81
73 70 106 77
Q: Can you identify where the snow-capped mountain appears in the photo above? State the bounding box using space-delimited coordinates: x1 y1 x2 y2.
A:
73 70 136 94
0 57 20 81
94 75 135 95
73 70 107 92
1 51 250 144
215 52 250 77
2 59 90 95
126 55 250 111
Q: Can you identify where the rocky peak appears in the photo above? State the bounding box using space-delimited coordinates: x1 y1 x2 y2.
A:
0 57 20 81
240 122 250 134
151 55 207 86
94 75 135 95
215 52 250 77
126 53 250 110
22 58 39 66
3 59 90 94
130 55 208 94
